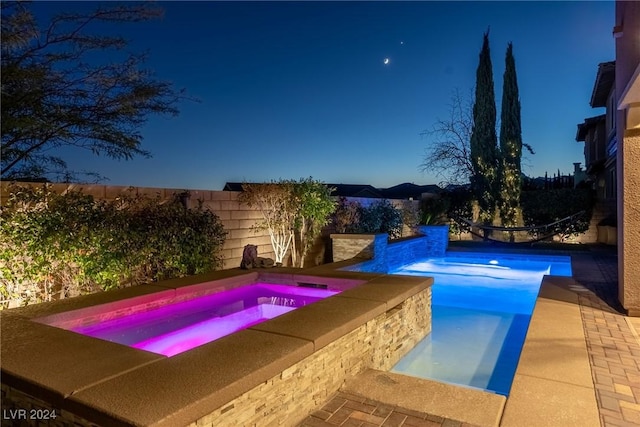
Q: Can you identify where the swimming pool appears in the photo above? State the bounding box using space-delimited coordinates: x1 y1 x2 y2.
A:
36 283 339 357
350 251 572 396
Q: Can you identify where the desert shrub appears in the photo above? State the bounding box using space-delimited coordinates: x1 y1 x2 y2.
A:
0 184 226 309
332 197 361 233
332 198 403 238
119 193 227 281
520 188 595 240
0 185 107 306
357 202 384 234
369 199 403 238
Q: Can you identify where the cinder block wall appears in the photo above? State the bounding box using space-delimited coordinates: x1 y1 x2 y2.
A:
0 182 275 270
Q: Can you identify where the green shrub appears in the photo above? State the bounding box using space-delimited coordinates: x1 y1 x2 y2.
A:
441 188 473 235
0 184 226 308
520 188 595 240
419 197 450 225
369 199 403 238
332 197 361 233
291 178 336 268
357 203 384 234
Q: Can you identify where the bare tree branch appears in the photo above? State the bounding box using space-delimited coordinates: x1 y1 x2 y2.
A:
1 1 192 181
419 88 475 187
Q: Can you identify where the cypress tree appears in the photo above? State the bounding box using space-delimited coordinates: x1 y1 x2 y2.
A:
470 31 499 224
499 42 523 227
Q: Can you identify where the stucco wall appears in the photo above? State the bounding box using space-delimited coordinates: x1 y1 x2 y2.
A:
619 129 640 315
615 0 640 316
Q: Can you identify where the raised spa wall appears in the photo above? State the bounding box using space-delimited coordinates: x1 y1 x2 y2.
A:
1 267 432 427
331 226 449 273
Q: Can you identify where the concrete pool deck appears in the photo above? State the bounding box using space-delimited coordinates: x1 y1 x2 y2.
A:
299 245 640 427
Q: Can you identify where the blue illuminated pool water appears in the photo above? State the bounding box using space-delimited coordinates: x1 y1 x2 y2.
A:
358 252 571 396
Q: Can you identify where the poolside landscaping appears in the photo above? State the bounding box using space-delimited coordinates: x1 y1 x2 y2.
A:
298 242 639 427
1 181 638 426
2 1 639 425
3 232 637 427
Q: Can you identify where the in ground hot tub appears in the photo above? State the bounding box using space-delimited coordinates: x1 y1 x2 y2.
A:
1 268 432 427
34 276 347 357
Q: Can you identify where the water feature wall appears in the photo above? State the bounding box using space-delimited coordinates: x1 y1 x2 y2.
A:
331 226 449 272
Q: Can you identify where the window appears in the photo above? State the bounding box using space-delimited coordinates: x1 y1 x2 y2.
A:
606 89 616 136
606 166 617 200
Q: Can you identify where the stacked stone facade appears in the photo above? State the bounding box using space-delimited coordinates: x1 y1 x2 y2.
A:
1 288 431 427
187 288 431 427
332 229 449 272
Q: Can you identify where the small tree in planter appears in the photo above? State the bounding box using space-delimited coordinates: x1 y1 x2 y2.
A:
239 179 336 267
238 182 296 266
291 178 336 267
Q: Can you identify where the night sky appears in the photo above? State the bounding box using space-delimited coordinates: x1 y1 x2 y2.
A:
32 1 614 190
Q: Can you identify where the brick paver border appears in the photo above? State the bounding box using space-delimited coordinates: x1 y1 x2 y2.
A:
574 252 640 427
299 391 476 427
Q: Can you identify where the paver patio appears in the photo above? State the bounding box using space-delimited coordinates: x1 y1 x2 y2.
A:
298 245 640 427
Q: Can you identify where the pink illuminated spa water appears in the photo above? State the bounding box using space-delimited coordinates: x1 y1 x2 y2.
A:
70 283 338 356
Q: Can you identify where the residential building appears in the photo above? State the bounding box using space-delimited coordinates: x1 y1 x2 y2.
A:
614 0 640 316
577 60 617 209
576 114 607 196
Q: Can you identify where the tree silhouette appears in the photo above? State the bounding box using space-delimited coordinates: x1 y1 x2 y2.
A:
1 1 187 181
499 42 523 227
470 31 499 224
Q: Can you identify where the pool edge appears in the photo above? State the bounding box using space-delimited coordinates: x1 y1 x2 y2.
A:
1 268 433 427
500 274 599 426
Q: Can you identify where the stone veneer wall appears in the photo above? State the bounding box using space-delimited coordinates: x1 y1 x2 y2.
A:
187 287 431 427
385 236 429 269
0 182 273 270
332 228 449 272
0 288 431 427
330 234 388 267
1 385 99 427
416 225 449 256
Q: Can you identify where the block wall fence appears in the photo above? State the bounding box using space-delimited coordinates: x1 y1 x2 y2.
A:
0 183 428 271
0 182 274 270
1 182 606 272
